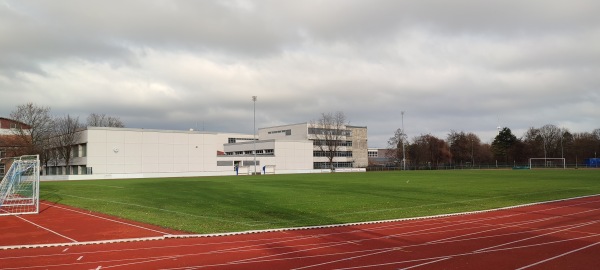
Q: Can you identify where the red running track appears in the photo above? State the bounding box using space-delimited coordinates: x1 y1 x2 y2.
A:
1 196 599 269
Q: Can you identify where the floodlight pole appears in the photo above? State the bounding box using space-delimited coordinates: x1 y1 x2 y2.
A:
471 138 474 167
401 111 406 171
252 96 257 175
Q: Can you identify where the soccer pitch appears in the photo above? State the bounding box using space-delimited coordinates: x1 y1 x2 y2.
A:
41 170 600 234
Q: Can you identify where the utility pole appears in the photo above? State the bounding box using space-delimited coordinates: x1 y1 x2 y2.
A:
401 111 406 171
252 96 257 175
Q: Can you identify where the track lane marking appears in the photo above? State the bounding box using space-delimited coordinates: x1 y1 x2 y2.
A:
515 241 600 269
41 202 172 235
14 215 77 243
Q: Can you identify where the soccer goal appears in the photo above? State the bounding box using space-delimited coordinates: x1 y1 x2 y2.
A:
529 158 566 169
0 155 40 216
263 165 276 175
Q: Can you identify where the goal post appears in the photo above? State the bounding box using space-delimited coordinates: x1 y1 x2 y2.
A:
0 155 40 216
529 158 566 169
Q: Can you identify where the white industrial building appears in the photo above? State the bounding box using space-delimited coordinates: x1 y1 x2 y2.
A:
42 123 367 180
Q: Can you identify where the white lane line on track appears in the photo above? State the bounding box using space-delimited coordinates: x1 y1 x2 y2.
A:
475 220 600 253
41 202 171 235
428 207 600 245
13 215 78 243
515 241 600 270
291 247 402 270
13 230 594 270
329 234 600 270
398 257 452 270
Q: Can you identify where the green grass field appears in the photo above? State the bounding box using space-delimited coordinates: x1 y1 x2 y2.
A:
40 170 600 234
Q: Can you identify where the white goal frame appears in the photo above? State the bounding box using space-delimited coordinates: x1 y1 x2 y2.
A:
529 158 566 169
263 165 276 175
0 155 40 216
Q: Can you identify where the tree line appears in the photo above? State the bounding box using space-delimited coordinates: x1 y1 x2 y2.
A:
3 103 124 173
386 125 600 169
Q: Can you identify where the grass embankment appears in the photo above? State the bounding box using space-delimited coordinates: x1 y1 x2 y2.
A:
41 169 600 234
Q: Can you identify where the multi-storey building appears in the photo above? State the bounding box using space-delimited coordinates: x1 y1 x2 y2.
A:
0 117 31 176
259 123 368 169
41 122 367 180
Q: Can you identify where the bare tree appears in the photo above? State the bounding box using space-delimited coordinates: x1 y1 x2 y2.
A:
9 103 53 155
447 131 482 167
538 124 563 158
310 111 349 170
9 103 54 170
87 113 125 127
52 115 83 175
386 128 407 166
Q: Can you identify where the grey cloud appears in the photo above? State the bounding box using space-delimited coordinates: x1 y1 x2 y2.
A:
1 0 599 148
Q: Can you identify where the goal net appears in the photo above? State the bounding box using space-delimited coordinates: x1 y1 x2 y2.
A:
0 155 40 216
263 165 276 175
529 158 566 169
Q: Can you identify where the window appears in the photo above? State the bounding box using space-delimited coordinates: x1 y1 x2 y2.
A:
313 162 354 169
368 151 378 157
313 140 352 147
243 160 260 166
228 138 257 143
268 129 292 136
217 161 234 166
308 128 352 137
0 163 5 175
313 151 353 157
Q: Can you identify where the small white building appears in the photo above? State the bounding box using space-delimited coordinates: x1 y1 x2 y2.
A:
43 126 316 180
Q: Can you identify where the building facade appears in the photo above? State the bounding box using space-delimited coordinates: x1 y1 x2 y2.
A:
259 123 368 169
42 122 368 179
0 117 31 176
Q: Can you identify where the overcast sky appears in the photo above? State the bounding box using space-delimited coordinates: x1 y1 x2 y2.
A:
1 0 598 147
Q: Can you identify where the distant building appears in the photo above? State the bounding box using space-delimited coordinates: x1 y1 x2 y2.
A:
367 148 395 167
0 117 31 176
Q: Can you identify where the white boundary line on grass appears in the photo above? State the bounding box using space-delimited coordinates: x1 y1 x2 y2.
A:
1 193 599 250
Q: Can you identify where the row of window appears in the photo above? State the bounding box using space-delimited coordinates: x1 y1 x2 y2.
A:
268 129 292 135
308 128 352 137
224 149 274 156
313 140 353 147
45 166 92 175
217 160 261 167
228 138 257 144
313 162 354 169
313 151 353 157
368 151 378 157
